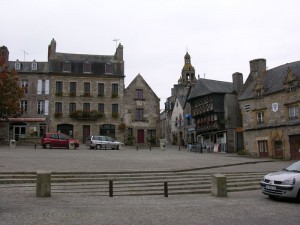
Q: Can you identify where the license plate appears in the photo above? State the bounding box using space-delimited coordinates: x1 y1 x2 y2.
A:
266 185 276 190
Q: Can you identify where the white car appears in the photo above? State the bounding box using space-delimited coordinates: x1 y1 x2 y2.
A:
86 135 123 150
260 160 300 201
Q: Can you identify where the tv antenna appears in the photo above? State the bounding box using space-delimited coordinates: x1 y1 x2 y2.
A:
21 50 29 61
113 39 120 48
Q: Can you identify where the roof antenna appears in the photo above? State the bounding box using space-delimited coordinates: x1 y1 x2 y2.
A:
113 39 120 48
21 50 28 61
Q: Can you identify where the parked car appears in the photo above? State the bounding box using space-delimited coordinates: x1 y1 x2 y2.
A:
86 135 122 150
41 132 80 149
260 160 300 201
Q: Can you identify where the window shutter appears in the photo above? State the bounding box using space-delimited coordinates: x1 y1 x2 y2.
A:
37 80 42 94
45 100 49 115
45 80 49 94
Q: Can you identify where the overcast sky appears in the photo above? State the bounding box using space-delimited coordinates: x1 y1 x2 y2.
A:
1 0 300 109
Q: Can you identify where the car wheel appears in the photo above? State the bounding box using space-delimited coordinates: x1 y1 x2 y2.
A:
297 189 300 202
45 143 51 149
96 144 102 150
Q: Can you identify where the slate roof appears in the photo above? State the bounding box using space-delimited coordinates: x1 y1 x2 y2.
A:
7 61 48 73
238 60 300 101
51 52 114 62
188 78 233 101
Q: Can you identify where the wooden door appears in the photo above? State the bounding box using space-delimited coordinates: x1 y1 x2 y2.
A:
289 135 300 159
82 125 90 144
137 130 144 144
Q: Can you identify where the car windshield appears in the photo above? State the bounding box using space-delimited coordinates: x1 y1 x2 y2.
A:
283 161 300 172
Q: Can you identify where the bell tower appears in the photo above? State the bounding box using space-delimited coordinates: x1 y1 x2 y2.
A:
178 52 196 86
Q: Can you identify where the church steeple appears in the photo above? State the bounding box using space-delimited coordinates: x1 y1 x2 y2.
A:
178 52 196 86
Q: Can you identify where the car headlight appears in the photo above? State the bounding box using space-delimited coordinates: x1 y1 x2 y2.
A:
282 178 295 185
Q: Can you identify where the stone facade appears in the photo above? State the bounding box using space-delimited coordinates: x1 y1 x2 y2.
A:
124 74 160 146
239 59 300 159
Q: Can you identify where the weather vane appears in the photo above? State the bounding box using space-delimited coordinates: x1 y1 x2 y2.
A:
113 39 120 48
21 50 29 61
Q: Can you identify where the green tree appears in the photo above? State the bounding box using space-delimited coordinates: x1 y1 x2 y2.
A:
0 67 24 118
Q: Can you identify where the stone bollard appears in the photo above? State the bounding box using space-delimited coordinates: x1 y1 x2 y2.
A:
36 170 51 197
211 174 227 197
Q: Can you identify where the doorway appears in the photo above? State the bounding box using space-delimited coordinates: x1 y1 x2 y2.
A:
137 129 144 143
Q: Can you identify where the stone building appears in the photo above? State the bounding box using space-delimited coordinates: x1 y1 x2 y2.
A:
47 39 125 143
238 59 300 159
0 46 50 141
188 73 244 153
164 52 196 145
124 74 160 146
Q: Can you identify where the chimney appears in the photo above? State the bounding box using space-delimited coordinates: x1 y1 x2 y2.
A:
115 43 123 60
249 58 266 74
48 38 56 60
0 46 9 67
232 72 243 94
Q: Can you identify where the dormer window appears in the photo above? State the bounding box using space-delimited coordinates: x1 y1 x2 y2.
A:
83 62 91 73
62 62 71 72
31 60 37 70
15 60 21 70
284 67 298 92
105 63 113 74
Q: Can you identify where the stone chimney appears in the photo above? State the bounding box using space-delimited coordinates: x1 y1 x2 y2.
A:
232 72 243 94
114 43 123 60
249 58 266 75
0 46 9 67
48 38 56 60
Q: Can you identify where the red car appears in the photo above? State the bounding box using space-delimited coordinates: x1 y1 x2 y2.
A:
41 133 80 149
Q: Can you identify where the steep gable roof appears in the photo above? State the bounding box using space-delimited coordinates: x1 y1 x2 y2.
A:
188 78 233 101
238 60 300 101
125 74 160 100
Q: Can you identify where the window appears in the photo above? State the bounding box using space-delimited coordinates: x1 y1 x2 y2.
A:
258 140 268 153
37 101 45 115
55 102 62 113
20 80 28 94
62 62 71 72
70 82 76 95
83 62 91 73
31 60 37 70
69 103 76 113
15 60 21 70
56 81 63 95
84 82 90 95
135 89 143 99
20 100 27 114
128 128 133 136
37 80 49 95
147 130 156 140
135 108 144 121
98 103 104 114
257 112 264 124
112 84 118 97
288 105 299 120
98 83 104 96
83 103 90 111
112 104 118 113
105 63 113 74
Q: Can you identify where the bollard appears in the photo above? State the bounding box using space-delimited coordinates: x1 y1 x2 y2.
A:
36 170 51 197
164 182 168 197
34 143 37 149
136 146 138 151
150 146 151 151
179 146 180 151
211 174 227 197
109 180 113 197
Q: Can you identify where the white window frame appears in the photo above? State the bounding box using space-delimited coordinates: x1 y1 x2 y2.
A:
288 105 299 120
15 60 21 70
257 112 264 124
31 61 37 70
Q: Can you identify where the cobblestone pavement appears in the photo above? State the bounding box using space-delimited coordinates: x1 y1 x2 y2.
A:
0 144 299 225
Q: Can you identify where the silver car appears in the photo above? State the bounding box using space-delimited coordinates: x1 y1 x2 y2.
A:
260 160 300 201
86 135 122 150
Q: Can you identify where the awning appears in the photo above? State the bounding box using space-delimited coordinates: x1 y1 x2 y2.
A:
8 118 46 122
